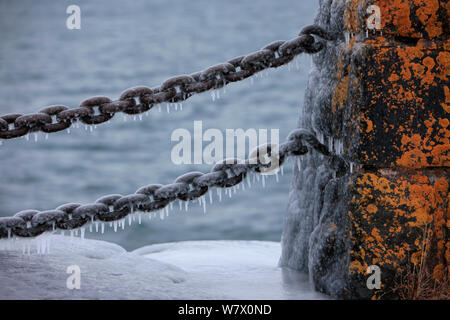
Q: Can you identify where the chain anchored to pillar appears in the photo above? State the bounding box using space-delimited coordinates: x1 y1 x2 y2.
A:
0 128 347 239
0 25 334 141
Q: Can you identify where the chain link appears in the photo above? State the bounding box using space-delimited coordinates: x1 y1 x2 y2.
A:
0 25 333 141
0 128 347 239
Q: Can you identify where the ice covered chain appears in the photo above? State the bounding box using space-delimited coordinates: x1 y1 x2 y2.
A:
0 25 334 140
0 129 347 239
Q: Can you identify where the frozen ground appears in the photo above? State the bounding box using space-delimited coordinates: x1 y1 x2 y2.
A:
0 235 327 300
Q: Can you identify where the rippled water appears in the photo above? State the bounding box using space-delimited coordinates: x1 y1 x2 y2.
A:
0 0 317 250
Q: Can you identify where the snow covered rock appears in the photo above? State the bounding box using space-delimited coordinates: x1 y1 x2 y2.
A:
0 235 326 300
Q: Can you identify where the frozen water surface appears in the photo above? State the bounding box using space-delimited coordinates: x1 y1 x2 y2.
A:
0 236 326 300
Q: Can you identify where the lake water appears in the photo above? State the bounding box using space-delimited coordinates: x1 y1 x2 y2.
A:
0 0 317 251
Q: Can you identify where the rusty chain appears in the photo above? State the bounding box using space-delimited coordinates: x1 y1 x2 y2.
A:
0 25 333 141
0 129 347 239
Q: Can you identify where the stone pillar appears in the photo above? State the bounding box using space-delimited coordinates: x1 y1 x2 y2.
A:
281 0 448 299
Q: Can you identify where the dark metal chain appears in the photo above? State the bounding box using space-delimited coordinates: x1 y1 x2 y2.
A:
0 25 333 141
0 128 346 239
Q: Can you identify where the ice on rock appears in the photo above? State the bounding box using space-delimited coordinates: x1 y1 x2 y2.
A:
0 236 328 299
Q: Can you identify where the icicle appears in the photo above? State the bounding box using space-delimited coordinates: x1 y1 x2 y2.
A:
179 200 182 210
218 188 222 202
89 223 93 233
158 105 161 112
262 175 266 188
366 29 369 39
185 201 189 211
169 202 173 210
216 90 220 99
344 31 350 45
275 172 279 183
52 221 55 232
228 188 232 198
80 227 85 240
179 103 183 111
113 220 117 232
159 209 165 220
138 213 142 224
297 158 302 172
25 133 30 141
166 104 170 113
33 133 38 142
295 57 300 70
209 191 213 204
95 222 99 233
101 222 105 234
247 174 252 188
210 91 216 102
350 162 354 174
202 196 206 214
7 228 11 239
122 219 125 230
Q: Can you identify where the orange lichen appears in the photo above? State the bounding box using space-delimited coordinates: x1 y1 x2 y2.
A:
350 172 448 296
415 0 443 38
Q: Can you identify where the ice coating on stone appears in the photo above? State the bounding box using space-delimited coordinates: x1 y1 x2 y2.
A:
280 0 354 298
